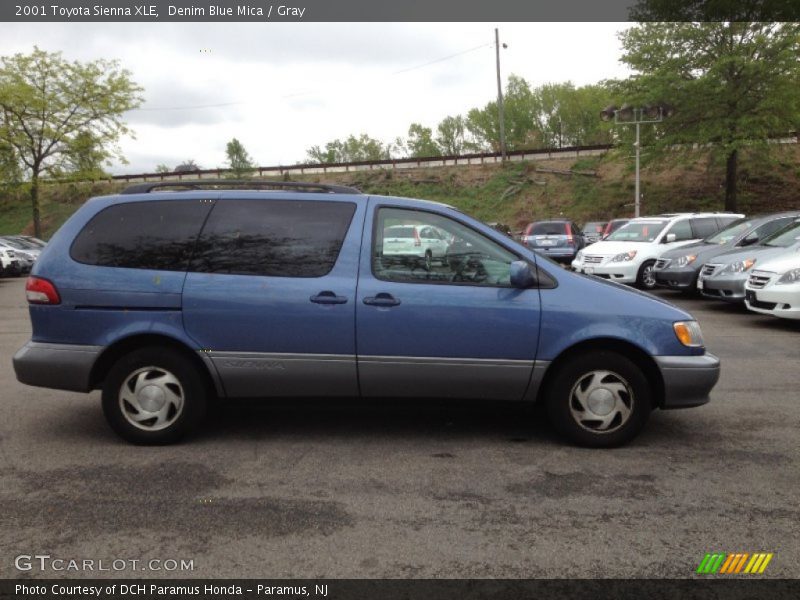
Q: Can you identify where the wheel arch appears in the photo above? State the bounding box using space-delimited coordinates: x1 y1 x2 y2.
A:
535 338 665 409
89 333 222 396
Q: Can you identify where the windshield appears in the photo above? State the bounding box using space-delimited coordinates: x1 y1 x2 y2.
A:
606 220 668 242
704 218 750 245
0 238 27 250
761 220 800 248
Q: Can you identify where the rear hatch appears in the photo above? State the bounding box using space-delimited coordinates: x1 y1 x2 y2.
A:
525 222 573 249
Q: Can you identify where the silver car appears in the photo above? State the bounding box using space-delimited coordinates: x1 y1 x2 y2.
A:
698 218 800 302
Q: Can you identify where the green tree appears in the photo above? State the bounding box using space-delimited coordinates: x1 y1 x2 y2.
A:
404 123 441 158
225 137 255 177
0 47 142 237
618 22 800 211
155 163 170 173
307 133 392 163
436 115 469 155
0 140 22 184
62 131 110 180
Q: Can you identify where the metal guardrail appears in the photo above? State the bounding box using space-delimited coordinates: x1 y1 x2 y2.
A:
106 144 614 184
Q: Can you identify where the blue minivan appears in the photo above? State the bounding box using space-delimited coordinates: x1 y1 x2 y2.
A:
13 181 720 447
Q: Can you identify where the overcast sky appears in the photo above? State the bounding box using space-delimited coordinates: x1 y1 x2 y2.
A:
1 22 632 174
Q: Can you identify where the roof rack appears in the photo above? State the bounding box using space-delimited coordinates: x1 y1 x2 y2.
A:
121 180 362 195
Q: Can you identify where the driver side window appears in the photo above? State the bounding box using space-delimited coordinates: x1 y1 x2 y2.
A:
372 207 517 287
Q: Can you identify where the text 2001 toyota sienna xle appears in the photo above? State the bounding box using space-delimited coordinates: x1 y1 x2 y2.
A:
13 182 720 447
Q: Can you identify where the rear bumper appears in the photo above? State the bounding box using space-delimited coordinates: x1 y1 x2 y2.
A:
13 341 102 392
655 353 720 409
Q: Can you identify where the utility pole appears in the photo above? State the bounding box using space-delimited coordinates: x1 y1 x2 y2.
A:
495 28 507 163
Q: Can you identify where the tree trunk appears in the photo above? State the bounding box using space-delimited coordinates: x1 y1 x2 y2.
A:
30 171 41 239
724 149 738 213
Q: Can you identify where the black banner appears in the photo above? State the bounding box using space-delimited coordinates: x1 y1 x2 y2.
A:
3 0 800 23
2 580 800 600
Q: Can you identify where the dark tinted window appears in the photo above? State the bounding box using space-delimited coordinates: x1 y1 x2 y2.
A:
753 217 794 241
191 199 356 277
527 222 568 235
667 219 693 241
690 217 720 239
70 200 212 271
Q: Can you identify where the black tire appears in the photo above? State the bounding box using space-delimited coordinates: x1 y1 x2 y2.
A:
424 250 433 271
636 260 657 290
545 351 651 448
102 346 208 445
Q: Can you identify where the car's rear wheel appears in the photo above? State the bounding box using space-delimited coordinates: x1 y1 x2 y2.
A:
102 347 208 445
636 260 657 290
545 351 651 447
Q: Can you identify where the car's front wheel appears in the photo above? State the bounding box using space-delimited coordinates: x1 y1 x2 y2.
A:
636 260 657 290
102 347 208 445
545 351 651 447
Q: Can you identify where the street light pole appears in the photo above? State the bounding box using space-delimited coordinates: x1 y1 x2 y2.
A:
634 121 641 217
495 28 507 163
600 104 668 218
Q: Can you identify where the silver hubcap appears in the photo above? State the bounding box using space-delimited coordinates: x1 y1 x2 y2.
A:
642 265 655 287
119 366 184 431
569 370 634 434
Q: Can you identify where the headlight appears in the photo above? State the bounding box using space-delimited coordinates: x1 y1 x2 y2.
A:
721 258 756 274
576 250 584 261
673 321 705 348
611 250 637 262
675 254 696 268
777 268 800 285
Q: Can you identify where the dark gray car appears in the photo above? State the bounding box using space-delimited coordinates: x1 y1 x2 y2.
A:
654 212 800 292
698 217 800 302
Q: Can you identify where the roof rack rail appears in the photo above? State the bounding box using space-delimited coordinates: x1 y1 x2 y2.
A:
121 180 362 195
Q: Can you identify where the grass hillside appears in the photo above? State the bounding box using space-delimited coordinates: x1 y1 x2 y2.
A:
2 145 799 239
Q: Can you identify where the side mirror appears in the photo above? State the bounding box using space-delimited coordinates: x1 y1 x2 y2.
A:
740 235 759 246
510 261 536 288
665 233 677 243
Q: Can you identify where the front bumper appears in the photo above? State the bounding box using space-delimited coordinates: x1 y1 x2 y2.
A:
745 284 800 320
699 274 747 302
655 353 720 408
13 341 102 392
572 260 638 283
655 266 699 289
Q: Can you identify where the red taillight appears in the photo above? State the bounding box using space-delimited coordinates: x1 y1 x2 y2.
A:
413 228 421 247
565 223 574 244
26 276 60 305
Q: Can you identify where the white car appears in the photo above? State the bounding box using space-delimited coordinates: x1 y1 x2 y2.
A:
744 252 800 320
0 248 20 277
572 213 743 289
381 224 450 269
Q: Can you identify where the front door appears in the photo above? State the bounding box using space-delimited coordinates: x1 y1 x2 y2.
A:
356 203 541 400
182 195 364 397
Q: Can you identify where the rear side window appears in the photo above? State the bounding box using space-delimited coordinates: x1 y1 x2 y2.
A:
690 217 720 239
70 200 212 271
191 199 356 278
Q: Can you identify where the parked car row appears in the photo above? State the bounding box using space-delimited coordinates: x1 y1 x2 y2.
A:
533 210 800 322
0 236 46 277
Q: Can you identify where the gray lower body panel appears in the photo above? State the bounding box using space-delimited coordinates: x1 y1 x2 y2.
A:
358 355 535 400
13 341 102 392
656 353 721 409
210 352 358 398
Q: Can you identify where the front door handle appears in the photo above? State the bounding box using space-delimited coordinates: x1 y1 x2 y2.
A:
310 291 348 305
363 293 401 307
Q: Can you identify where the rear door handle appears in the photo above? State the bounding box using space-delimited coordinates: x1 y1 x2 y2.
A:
363 293 401 307
310 291 348 305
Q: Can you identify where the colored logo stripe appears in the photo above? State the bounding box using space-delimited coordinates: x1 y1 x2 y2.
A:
697 553 773 574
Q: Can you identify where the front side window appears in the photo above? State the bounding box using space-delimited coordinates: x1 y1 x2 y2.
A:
667 219 693 242
690 217 720 239
70 200 213 271
191 199 356 277
373 207 518 287
761 219 800 248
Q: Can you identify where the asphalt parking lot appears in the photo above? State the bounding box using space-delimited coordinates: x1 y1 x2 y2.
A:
0 276 797 579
